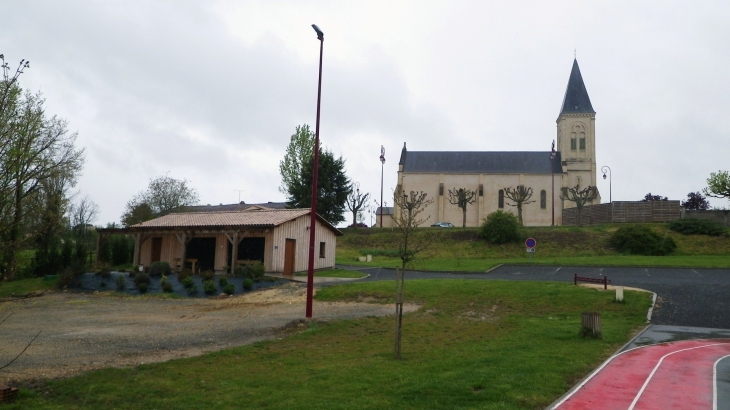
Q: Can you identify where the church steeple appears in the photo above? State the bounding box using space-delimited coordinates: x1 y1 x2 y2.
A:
558 59 594 118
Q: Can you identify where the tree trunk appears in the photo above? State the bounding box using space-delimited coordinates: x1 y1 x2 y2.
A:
352 210 357 227
462 207 467 228
517 204 523 226
6 179 24 280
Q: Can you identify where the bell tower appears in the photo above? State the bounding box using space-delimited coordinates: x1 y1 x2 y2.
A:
556 59 600 205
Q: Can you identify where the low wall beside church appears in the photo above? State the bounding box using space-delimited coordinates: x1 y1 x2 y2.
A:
562 201 681 226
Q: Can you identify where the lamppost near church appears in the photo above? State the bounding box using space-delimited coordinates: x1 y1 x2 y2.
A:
601 165 612 203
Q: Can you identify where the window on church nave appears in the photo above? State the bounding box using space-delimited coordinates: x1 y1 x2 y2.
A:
540 190 547 209
570 138 577 150
498 190 504 208
580 138 586 150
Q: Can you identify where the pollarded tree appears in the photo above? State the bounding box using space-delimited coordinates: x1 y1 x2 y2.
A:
682 191 710 210
392 188 434 360
503 185 535 226
703 170 730 200
447 187 477 228
561 185 599 226
345 182 370 227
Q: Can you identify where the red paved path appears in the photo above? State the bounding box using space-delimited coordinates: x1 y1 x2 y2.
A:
554 339 730 409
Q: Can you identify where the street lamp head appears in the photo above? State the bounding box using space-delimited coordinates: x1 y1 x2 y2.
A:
311 24 324 40
603 173 606 180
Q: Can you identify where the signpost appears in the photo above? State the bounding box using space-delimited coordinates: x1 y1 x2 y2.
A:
525 237 536 262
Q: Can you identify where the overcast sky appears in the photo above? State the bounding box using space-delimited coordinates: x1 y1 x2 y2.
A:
2 1 729 226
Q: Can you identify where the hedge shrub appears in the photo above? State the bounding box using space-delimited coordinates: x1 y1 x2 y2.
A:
479 211 521 244
668 218 726 236
610 225 677 256
149 261 172 277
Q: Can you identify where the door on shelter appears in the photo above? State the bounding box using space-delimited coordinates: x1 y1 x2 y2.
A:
151 237 162 263
283 239 296 275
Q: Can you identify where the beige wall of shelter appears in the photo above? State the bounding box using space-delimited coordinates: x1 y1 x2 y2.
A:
393 59 601 227
97 208 342 275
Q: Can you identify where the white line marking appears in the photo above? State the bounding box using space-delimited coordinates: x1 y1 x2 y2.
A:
714 354 730 410
647 293 657 322
550 343 657 409
693 269 703 277
628 343 727 410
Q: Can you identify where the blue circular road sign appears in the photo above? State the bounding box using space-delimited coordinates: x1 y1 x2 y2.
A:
525 238 536 248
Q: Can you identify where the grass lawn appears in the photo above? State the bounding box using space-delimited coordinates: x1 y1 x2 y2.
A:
0 276 58 298
338 224 730 270
10 280 651 409
295 268 368 278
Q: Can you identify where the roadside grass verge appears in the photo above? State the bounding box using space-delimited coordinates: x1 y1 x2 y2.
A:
338 224 730 269
10 280 651 409
0 276 58 298
338 255 730 271
295 269 367 278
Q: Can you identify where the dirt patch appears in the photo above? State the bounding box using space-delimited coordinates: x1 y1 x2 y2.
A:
0 283 419 384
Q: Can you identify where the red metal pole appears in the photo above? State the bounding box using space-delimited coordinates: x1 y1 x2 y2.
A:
306 27 324 319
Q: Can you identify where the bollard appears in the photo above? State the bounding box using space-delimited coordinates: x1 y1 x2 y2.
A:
615 286 624 302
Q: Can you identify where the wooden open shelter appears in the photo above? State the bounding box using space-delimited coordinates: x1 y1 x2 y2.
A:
96 208 342 274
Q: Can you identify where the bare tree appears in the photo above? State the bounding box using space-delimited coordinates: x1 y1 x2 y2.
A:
503 185 534 226
69 196 99 244
447 187 477 227
345 182 370 227
561 185 599 226
392 189 434 359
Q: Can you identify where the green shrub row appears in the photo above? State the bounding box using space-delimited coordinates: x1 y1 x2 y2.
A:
668 218 726 236
609 225 677 256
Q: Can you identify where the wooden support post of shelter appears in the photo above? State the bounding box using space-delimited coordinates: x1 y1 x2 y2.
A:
132 233 151 267
95 231 112 263
225 231 247 274
175 232 194 272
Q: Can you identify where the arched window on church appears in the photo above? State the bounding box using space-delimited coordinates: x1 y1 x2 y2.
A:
540 190 546 209
571 123 586 151
498 189 504 208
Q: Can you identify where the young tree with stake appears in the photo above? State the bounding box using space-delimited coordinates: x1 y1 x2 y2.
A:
391 188 434 359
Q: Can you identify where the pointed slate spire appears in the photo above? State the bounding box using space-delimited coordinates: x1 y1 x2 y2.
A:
559 59 595 116
398 142 407 165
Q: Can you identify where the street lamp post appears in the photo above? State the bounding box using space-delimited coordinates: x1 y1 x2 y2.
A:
550 140 556 226
601 166 612 203
306 24 324 319
379 146 385 227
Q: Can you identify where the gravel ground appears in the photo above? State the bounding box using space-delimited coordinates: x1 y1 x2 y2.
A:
0 282 417 383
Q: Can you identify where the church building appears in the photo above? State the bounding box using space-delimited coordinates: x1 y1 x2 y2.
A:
392 59 600 227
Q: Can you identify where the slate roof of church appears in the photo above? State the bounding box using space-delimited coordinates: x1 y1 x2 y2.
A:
559 59 595 117
401 151 563 174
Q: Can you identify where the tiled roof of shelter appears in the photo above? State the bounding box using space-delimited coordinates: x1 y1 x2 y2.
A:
559 59 595 117
128 208 342 235
401 151 563 174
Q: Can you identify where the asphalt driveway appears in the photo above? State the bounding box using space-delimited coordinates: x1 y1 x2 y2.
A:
338 265 730 329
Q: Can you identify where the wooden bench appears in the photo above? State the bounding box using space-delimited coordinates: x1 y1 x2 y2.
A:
574 274 610 290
